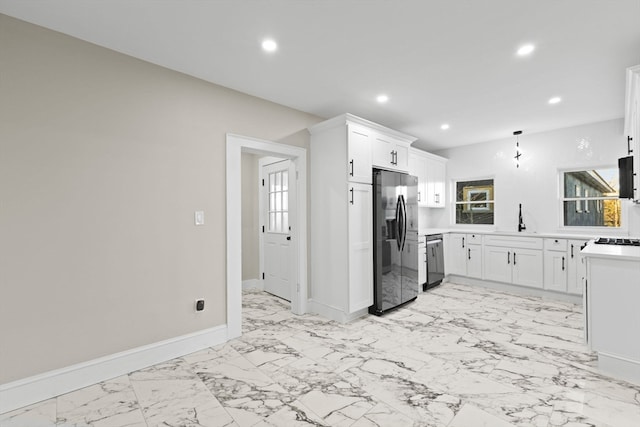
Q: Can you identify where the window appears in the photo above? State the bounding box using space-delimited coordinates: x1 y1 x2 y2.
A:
268 169 289 233
455 178 494 225
562 168 620 228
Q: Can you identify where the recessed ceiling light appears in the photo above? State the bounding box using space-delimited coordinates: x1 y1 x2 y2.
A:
517 44 535 56
261 39 278 52
548 96 562 104
376 94 389 103
440 124 450 130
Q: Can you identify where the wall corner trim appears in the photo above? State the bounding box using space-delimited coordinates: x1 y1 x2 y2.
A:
0 324 228 414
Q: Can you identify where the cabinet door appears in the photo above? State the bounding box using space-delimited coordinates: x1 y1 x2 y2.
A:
544 251 567 292
418 243 426 286
347 125 372 184
409 153 427 206
348 183 373 313
566 240 588 295
372 134 410 172
447 233 467 276
483 245 512 283
372 133 396 169
467 244 483 279
512 249 543 288
394 141 410 172
426 158 446 208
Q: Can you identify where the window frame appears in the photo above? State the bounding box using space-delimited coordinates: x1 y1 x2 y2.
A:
451 176 496 227
558 166 627 232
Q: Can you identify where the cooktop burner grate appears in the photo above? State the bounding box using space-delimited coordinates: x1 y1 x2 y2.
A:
594 237 640 246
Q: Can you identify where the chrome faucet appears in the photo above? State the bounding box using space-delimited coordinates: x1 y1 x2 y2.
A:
518 203 526 232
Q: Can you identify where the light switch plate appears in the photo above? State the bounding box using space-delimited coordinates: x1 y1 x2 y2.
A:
194 211 204 225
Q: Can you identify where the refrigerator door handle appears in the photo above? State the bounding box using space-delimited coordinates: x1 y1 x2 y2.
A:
395 196 402 251
400 195 407 251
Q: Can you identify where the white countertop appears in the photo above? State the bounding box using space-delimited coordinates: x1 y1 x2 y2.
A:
418 228 596 240
581 241 640 262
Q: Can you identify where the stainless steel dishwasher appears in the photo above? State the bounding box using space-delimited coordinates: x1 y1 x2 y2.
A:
425 234 445 290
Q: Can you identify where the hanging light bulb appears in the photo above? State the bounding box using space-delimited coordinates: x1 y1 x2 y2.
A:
513 130 523 168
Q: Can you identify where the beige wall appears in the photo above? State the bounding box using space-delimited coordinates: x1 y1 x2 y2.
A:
0 14 321 383
241 153 260 280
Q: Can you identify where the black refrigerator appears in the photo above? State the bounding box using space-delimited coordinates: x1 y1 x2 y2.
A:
369 169 419 315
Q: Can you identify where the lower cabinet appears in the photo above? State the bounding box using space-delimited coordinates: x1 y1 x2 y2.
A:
484 246 543 288
482 235 544 289
347 183 374 313
567 239 589 295
447 233 482 278
544 239 568 292
418 236 426 287
447 233 590 298
512 249 543 288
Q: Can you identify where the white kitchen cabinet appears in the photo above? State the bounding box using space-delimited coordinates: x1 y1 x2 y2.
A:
583 246 640 383
418 236 426 287
447 233 467 276
372 133 410 172
348 183 373 313
408 149 447 208
483 235 543 289
309 113 415 322
484 245 511 283
409 150 427 206
512 249 544 288
467 243 483 278
624 64 640 203
447 233 481 278
566 239 589 295
347 124 373 184
544 239 568 293
425 155 447 208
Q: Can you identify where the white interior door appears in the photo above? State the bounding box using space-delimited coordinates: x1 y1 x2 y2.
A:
261 159 296 301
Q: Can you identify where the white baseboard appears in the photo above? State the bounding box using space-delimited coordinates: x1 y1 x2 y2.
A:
598 352 640 386
446 275 583 305
0 324 228 415
242 279 262 291
307 299 368 323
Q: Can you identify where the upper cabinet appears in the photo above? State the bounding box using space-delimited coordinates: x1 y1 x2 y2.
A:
347 124 374 184
624 64 640 203
372 133 411 172
409 148 448 208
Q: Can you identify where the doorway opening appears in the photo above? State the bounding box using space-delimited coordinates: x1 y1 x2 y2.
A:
226 134 307 339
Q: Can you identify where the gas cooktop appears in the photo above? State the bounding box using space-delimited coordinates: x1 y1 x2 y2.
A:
594 237 640 246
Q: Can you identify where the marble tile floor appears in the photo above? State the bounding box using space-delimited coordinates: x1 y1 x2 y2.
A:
2 282 640 427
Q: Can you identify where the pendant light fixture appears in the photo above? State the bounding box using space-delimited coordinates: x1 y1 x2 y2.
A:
513 130 523 168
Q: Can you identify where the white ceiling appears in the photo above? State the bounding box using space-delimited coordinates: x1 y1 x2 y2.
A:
1 0 639 151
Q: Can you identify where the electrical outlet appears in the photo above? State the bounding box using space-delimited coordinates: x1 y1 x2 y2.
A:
195 299 205 312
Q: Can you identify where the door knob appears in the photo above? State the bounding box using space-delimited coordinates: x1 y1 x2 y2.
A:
286 236 291 241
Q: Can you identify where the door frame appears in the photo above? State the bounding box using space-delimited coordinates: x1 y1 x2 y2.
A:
226 134 308 339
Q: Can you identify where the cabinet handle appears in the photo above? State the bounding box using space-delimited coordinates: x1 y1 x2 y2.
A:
513 252 517 265
349 187 354 205
628 136 634 155
435 193 440 204
390 150 395 165
462 237 465 248
507 251 510 264
571 244 574 258
349 159 354 176
468 248 471 260
418 191 421 202
562 256 565 271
